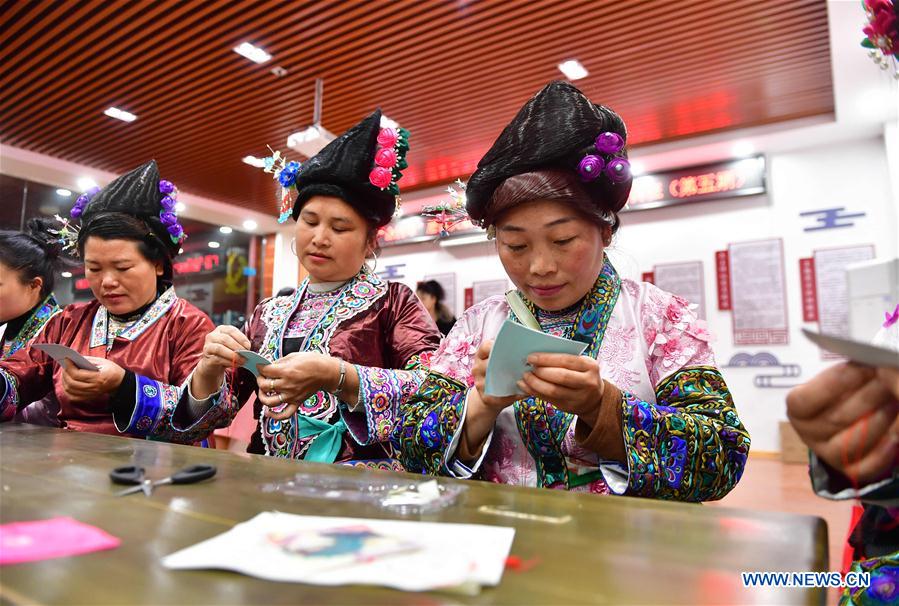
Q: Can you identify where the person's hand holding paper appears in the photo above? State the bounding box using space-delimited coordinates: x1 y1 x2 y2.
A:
484 320 588 397
459 320 594 464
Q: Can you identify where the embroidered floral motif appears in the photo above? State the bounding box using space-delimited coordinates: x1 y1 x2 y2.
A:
392 373 467 474
641 286 715 385
429 331 478 387
599 323 641 389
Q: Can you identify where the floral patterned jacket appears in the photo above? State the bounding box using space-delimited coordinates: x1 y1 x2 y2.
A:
394 259 750 501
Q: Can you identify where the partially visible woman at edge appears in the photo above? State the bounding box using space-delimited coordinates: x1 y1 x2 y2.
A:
0 161 215 444
0 218 65 425
154 109 441 468
393 82 750 500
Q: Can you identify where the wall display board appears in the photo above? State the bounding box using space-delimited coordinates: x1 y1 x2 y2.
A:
652 261 706 319
728 239 789 345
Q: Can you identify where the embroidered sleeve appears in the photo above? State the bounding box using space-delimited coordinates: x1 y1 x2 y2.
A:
391 372 469 475
614 287 751 501
620 365 749 501
340 361 428 446
392 301 497 474
338 286 442 447
115 305 242 444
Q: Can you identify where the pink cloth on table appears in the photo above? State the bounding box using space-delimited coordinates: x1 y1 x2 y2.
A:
0 517 120 565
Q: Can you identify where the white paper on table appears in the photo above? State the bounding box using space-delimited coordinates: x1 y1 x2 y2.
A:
161 512 515 592
485 320 587 397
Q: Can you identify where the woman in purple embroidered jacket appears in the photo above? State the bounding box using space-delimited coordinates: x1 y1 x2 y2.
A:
0 161 214 441
182 109 441 467
394 82 750 500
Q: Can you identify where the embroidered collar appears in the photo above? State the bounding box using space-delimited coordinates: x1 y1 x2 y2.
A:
512 255 621 489
1 294 60 359
90 287 179 349
258 268 389 459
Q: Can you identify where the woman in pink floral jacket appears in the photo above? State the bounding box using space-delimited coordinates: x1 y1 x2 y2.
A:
393 82 750 500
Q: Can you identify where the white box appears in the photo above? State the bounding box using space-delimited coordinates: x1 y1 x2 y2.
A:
847 257 899 342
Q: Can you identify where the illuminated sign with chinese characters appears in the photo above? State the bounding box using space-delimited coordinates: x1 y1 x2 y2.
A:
379 157 766 246
626 156 766 212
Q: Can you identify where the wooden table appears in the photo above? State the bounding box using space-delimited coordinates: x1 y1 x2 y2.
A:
0 425 827 605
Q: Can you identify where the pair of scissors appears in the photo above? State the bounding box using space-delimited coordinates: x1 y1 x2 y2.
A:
110 464 217 497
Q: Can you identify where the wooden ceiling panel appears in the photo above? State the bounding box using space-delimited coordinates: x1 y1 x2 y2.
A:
1 0 833 218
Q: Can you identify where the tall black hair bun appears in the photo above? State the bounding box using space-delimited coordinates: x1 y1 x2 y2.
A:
25 217 64 260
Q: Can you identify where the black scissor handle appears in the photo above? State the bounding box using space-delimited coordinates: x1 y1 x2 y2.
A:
170 464 217 485
110 465 145 485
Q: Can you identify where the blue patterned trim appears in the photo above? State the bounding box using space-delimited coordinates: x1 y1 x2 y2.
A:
90 287 178 348
1 295 60 359
116 374 165 437
0 367 19 422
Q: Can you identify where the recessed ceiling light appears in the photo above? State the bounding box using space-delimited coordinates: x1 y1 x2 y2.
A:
60 271 73 278
242 155 266 168
208 241 221 249
242 219 258 231
233 41 271 64
732 141 755 158
104 106 137 122
558 59 588 80
175 202 186 212
219 226 233 234
56 188 72 197
77 177 99 192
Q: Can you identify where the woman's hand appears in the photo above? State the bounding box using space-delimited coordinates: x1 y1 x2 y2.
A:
460 341 520 462
471 340 521 413
61 357 125 402
191 326 251 399
256 353 337 420
519 353 604 426
787 362 899 486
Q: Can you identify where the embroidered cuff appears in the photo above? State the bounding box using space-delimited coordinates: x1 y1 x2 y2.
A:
345 365 425 446
444 388 494 478
574 380 625 462
184 375 222 420
0 368 19 422
113 374 166 437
